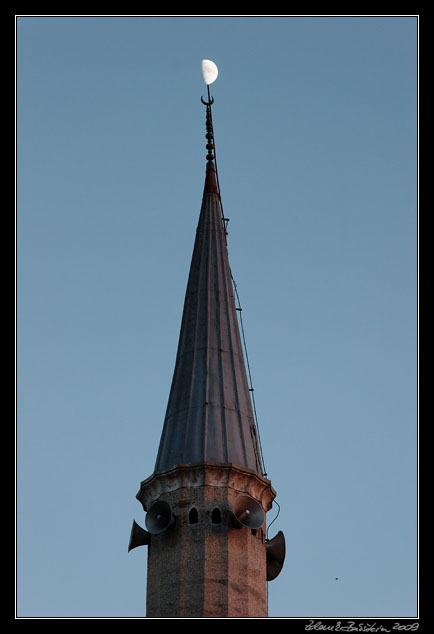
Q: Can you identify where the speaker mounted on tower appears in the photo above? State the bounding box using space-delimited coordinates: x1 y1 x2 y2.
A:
145 500 175 535
128 519 151 552
231 495 265 530
266 530 286 581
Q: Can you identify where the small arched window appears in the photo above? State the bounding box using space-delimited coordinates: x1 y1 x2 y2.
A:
211 507 222 524
188 507 198 524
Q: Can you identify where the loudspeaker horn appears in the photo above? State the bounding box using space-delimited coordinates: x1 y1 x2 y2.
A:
232 495 265 529
128 519 151 552
266 530 286 581
145 500 175 535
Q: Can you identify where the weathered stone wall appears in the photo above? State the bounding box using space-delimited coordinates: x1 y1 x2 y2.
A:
138 463 275 617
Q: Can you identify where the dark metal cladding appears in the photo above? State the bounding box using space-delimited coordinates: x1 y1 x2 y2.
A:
154 132 263 474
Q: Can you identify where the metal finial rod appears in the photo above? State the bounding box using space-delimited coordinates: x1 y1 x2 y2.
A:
204 103 215 163
200 60 227 232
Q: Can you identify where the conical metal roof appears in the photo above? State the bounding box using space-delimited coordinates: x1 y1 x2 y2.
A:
154 105 263 475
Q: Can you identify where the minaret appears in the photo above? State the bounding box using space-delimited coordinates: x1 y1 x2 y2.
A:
129 61 285 618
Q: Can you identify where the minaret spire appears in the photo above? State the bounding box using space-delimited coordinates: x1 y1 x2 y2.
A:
129 62 285 618
153 68 263 476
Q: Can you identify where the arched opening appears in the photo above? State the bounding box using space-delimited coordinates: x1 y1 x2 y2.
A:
211 507 222 524
188 507 199 524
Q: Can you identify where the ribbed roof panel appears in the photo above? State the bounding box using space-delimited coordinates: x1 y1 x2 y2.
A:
154 165 263 475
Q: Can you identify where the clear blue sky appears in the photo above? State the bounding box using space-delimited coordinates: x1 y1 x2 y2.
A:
16 15 418 618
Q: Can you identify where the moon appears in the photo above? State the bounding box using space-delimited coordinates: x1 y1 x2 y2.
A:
201 59 218 85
